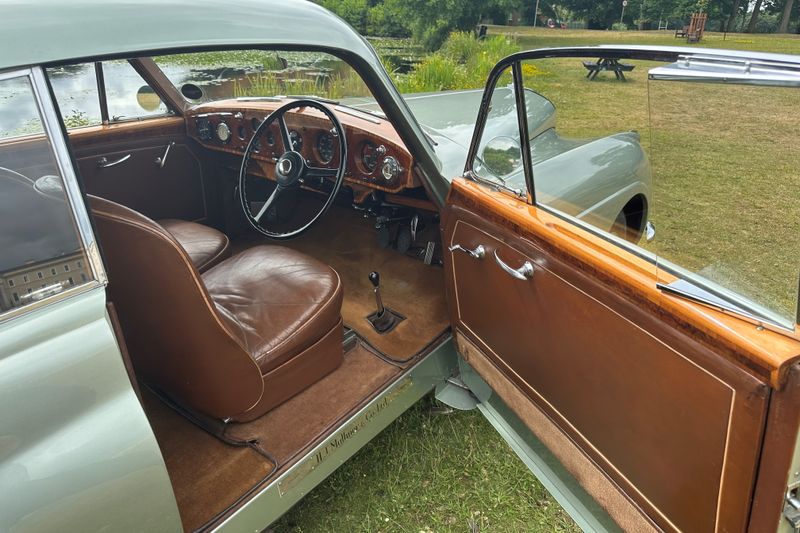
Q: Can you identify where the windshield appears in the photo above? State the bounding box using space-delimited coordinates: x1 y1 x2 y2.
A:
153 50 373 104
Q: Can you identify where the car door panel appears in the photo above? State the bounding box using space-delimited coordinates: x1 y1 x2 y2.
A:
444 179 772 532
69 117 208 222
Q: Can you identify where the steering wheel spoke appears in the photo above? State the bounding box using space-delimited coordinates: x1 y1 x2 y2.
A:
277 112 294 153
252 184 285 223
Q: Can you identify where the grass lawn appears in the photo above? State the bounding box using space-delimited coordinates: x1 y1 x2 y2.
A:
274 28 800 532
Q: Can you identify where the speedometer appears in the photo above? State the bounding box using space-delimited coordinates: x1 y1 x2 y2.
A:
316 132 335 164
361 141 378 173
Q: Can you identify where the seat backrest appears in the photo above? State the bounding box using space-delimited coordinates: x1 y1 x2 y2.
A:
88 195 263 419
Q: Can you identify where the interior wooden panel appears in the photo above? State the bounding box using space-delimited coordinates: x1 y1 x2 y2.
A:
69 118 207 221
185 100 419 193
444 180 775 532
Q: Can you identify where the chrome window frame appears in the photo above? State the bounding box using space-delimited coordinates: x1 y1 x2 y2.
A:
0 67 107 324
464 46 799 335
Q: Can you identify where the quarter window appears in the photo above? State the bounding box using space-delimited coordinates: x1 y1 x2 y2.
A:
47 60 168 130
0 72 95 315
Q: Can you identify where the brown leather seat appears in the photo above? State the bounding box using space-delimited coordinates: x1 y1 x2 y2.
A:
89 195 344 421
158 218 230 273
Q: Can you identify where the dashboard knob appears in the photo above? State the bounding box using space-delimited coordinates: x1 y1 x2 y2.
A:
376 144 387 156
381 156 399 181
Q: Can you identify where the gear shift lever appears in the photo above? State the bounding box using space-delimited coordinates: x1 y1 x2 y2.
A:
368 271 385 318
366 271 404 334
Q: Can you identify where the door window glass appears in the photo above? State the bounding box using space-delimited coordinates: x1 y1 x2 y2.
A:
521 57 653 246
648 77 800 327
0 74 94 315
512 55 799 329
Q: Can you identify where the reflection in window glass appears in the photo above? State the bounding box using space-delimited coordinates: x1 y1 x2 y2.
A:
105 60 168 121
0 75 93 314
471 67 524 188
47 64 102 129
153 50 372 104
0 76 44 139
649 80 800 326
522 57 652 245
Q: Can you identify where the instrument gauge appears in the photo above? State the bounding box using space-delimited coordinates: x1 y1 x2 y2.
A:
216 122 231 143
361 141 378 173
289 130 303 151
196 118 212 141
316 132 335 164
381 156 400 181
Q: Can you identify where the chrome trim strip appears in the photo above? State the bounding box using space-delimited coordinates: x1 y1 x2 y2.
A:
30 67 106 284
0 281 105 323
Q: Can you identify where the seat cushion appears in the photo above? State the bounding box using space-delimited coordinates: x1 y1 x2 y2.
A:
158 218 230 272
203 245 343 374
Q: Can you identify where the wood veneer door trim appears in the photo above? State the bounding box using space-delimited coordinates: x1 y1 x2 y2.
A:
443 178 800 389
442 180 774 531
749 364 800 530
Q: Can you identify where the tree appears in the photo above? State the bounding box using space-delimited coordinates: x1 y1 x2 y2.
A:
392 0 487 50
746 0 765 32
725 0 743 31
778 0 795 32
557 0 620 28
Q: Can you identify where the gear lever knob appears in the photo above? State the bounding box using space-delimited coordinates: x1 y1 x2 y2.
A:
368 271 384 317
368 271 380 289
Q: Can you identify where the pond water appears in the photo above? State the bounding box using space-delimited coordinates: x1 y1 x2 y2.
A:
0 38 420 138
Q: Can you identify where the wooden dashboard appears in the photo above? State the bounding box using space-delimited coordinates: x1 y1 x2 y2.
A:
185 99 420 194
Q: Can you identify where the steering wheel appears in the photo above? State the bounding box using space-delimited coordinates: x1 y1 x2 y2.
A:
239 99 347 239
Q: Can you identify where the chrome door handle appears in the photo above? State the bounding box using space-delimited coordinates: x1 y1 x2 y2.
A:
154 141 175 168
494 250 534 280
97 154 131 168
19 282 65 303
448 244 485 259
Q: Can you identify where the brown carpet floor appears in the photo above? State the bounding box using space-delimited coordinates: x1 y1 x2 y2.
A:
142 389 275 532
224 339 401 465
143 341 403 531
232 205 449 361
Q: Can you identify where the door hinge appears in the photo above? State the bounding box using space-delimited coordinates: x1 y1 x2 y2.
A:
784 484 800 529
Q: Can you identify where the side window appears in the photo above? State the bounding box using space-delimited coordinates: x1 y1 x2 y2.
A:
471 66 526 193
511 55 799 329
0 72 95 315
48 60 168 128
104 60 167 121
48 64 103 128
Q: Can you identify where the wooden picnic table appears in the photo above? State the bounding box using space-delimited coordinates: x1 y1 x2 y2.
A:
582 58 635 81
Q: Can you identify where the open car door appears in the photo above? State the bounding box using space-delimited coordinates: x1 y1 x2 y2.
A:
442 47 800 532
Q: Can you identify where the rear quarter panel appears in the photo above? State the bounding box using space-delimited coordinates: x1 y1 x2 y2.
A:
0 288 181 532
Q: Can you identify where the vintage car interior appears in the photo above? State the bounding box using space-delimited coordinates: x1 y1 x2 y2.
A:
0 56 450 531
3 37 800 533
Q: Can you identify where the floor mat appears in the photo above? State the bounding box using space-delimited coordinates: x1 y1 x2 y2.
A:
224 339 401 465
141 389 275 532
232 205 449 361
